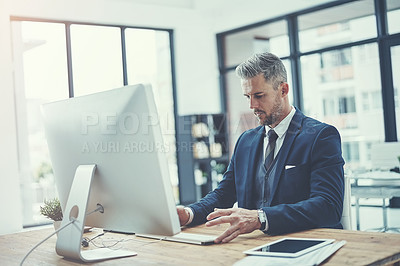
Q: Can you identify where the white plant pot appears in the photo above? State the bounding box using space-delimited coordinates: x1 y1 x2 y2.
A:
53 221 61 234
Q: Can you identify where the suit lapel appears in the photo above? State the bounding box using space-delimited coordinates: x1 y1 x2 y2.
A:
245 126 265 208
268 109 304 203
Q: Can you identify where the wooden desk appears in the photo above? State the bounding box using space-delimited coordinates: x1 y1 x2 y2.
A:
2 225 400 265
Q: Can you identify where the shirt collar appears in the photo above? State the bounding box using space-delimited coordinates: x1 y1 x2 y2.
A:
265 106 296 139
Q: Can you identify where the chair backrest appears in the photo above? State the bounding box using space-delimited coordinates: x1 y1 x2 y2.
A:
341 175 352 230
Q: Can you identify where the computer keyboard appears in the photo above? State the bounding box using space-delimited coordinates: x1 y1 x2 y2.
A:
136 232 217 245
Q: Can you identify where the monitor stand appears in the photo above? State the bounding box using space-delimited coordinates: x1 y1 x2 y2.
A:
55 164 137 262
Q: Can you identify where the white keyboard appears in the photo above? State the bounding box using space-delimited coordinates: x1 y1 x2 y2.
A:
136 232 217 245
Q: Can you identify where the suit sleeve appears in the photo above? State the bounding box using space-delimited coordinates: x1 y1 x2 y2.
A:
187 133 246 226
264 125 345 235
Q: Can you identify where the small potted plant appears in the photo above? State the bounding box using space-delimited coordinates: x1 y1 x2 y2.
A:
40 198 63 231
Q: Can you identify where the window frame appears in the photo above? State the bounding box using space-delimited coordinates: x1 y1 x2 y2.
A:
217 0 399 142
10 16 180 227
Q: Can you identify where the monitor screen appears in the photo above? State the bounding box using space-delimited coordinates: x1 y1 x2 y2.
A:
42 84 180 237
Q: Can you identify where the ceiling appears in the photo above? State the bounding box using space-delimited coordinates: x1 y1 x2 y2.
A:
116 0 335 12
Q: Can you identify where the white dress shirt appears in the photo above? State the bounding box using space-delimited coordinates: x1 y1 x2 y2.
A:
264 106 296 160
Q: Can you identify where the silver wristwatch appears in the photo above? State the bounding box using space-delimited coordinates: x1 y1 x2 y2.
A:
258 209 266 231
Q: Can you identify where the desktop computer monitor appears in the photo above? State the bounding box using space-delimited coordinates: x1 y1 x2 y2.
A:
42 84 181 261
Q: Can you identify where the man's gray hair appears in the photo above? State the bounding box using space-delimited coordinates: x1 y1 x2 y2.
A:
235 52 287 90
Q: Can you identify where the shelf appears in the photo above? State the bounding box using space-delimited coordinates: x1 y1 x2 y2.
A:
176 114 230 204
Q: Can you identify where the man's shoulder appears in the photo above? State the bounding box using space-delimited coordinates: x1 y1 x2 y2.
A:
241 126 264 138
233 126 264 146
302 115 324 127
299 114 340 137
290 109 325 131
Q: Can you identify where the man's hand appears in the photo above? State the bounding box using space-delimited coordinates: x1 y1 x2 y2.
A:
176 205 190 226
205 208 261 243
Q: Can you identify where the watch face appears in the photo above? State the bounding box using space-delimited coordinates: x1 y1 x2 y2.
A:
258 210 266 223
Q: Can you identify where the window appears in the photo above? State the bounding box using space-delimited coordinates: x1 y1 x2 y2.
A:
223 20 289 68
70 25 123 96
343 142 360 163
387 0 400 34
298 0 376 52
320 48 353 82
220 20 290 151
11 19 178 227
218 0 398 172
12 21 69 226
302 43 384 170
125 28 179 193
391 45 400 140
338 96 356 114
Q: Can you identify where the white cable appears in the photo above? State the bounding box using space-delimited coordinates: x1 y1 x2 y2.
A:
86 204 104 216
20 218 76 266
20 204 105 265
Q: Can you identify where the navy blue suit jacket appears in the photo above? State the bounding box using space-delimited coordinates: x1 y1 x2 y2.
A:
189 109 345 235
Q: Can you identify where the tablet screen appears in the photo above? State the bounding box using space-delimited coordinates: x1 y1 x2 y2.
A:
255 239 325 253
244 237 335 257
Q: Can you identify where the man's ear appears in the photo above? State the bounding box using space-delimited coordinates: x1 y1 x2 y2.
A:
280 82 289 96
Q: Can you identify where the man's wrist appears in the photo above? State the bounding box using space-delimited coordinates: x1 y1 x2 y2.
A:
257 209 269 232
183 207 194 225
257 209 266 230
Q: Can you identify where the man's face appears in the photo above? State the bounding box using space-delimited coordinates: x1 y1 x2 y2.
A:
241 74 284 127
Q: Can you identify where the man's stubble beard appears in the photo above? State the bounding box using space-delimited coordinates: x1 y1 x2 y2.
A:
258 99 283 127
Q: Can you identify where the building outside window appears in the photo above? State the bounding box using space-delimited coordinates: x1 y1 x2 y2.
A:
387 0 400 34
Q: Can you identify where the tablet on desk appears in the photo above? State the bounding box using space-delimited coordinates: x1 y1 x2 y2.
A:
244 237 335 257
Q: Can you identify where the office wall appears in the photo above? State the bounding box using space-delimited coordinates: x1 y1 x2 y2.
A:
0 1 23 235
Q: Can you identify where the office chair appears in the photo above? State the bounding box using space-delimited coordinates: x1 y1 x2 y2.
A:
341 175 352 230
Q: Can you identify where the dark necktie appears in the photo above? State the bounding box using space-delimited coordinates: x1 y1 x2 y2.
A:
264 129 278 170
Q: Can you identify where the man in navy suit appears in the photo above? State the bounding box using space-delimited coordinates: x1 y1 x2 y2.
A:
177 52 345 243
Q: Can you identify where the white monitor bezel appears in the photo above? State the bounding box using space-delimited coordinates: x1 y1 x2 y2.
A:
42 84 180 236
